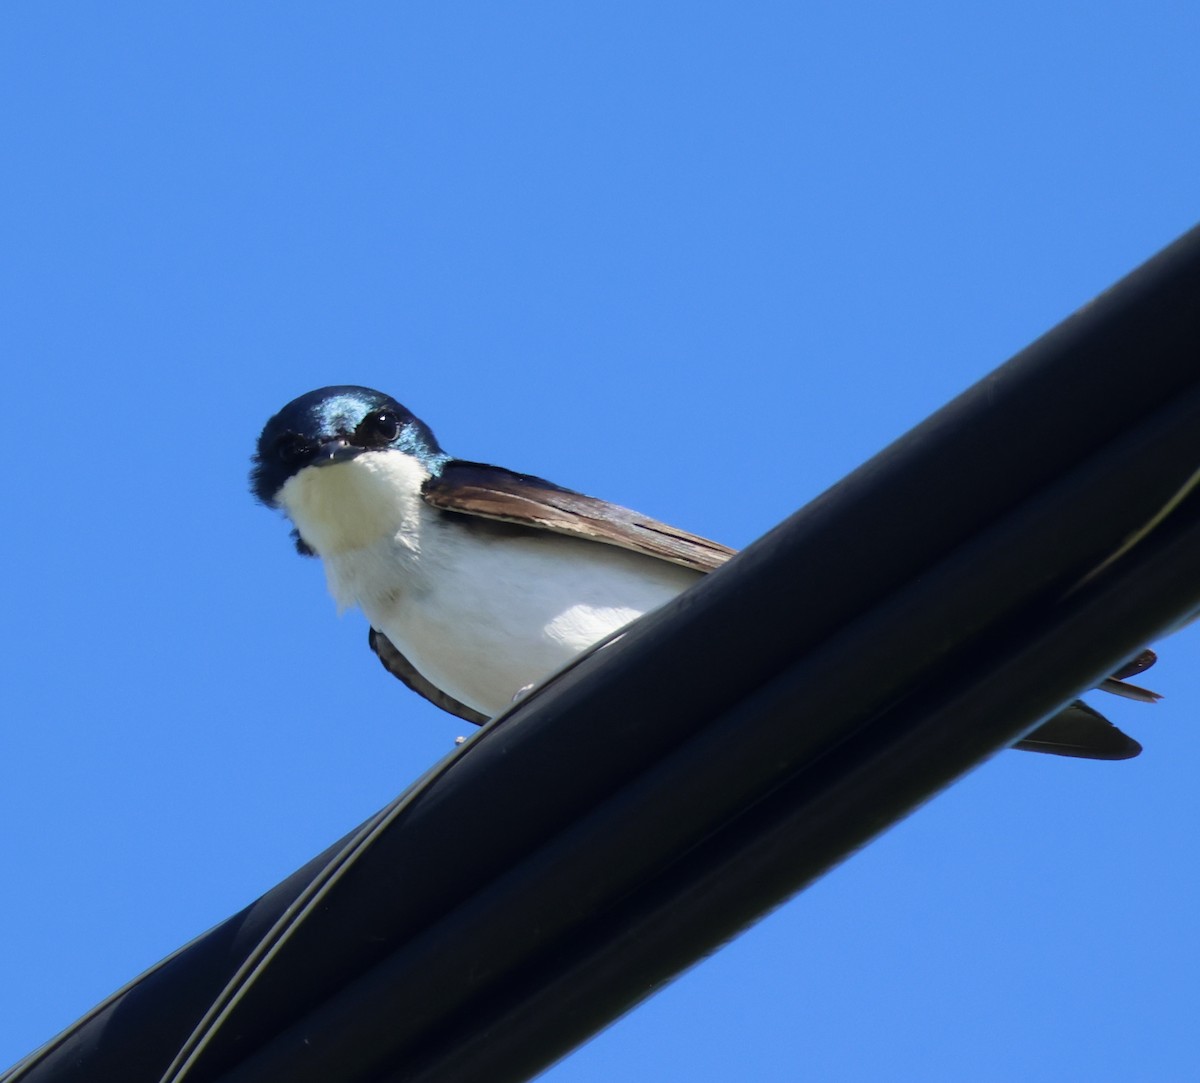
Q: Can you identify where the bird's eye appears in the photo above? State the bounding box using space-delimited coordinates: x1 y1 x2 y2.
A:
274 433 311 466
358 410 401 444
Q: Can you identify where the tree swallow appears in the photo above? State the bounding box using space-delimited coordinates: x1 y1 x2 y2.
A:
252 385 1157 759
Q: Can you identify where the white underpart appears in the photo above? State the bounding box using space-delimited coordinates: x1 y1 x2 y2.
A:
277 451 701 717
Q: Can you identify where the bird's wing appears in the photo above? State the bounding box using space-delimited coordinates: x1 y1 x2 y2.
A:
421 460 735 573
1015 700 1142 760
369 627 489 726
414 461 1155 758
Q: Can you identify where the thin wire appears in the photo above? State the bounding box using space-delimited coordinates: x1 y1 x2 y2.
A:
0 628 628 1083
155 742 469 1083
157 628 627 1083
1072 461 1200 591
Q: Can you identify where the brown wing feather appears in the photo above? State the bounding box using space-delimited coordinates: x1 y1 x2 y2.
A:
368 627 488 725
421 460 735 574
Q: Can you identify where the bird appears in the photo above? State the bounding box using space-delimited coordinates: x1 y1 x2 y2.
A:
252 385 1158 759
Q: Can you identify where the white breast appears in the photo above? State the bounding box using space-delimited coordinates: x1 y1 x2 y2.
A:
278 452 701 717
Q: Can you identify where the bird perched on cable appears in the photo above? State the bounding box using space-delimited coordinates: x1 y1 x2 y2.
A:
252 385 1157 759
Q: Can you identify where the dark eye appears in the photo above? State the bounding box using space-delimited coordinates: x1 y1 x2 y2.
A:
274 433 311 466
358 410 400 444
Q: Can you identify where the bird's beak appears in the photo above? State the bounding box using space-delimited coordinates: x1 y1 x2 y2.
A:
310 437 365 467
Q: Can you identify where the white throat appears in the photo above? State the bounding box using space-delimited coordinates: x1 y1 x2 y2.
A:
277 451 433 611
278 451 428 556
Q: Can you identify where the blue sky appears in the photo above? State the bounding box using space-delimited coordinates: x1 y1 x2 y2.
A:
2 4 1199 1080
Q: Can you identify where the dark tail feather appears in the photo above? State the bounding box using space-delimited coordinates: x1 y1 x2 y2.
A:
1014 700 1142 760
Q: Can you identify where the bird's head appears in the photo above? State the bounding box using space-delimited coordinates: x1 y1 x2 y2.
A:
251 385 449 555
